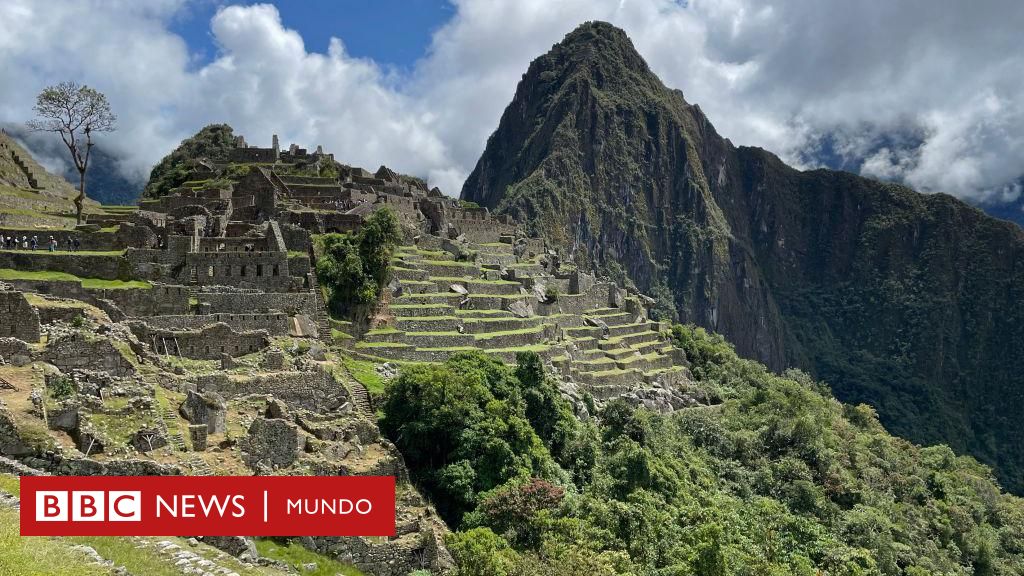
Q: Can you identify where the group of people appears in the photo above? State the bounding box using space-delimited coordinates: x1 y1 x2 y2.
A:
3 234 80 252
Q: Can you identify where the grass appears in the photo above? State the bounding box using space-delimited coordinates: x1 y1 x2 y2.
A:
255 539 365 576
0 269 150 289
0 506 109 576
0 249 125 256
341 356 387 396
431 276 519 285
0 475 19 496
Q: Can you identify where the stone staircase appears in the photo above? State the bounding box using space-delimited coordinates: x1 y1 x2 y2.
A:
183 456 213 476
159 404 187 452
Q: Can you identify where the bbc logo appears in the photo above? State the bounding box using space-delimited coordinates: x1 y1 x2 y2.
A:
36 491 141 522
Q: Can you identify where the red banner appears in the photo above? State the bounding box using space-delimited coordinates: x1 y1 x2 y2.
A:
20 476 396 536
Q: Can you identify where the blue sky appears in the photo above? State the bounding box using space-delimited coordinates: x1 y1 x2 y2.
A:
170 0 454 71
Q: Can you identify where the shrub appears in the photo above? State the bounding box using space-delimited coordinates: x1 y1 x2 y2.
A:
315 208 401 324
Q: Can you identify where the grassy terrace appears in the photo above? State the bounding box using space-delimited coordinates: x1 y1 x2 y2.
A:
431 276 519 285
0 269 151 289
0 249 125 256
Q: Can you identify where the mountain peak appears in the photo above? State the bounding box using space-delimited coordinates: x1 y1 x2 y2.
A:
543 20 654 80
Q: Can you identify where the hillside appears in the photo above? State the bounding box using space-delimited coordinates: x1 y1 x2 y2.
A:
461 22 1024 493
0 130 107 229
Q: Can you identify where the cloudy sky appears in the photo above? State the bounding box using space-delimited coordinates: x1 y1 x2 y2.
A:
1 0 1022 207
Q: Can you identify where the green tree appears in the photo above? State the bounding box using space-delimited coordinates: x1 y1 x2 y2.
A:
315 208 401 324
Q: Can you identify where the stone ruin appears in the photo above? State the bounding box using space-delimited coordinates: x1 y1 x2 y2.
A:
0 131 708 576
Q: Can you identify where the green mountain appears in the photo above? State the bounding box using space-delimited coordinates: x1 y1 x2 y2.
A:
143 123 239 198
461 22 1024 493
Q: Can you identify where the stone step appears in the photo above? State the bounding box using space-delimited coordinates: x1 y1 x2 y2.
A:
391 266 430 282
183 456 213 476
474 242 516 255
394 316 462 332
606 321 657 338
604 347 642 361
566 336 599 350
397 279 437 294
454 309 513 318
366 330 477 347
598 330 661 350
571 356 618 371
461 316 542 334
429 278 523 295
585 311 635 326
572 368 644 399
476 253 519 267
347 381 372 415
473 325 548 349
615 352 673 372
389 304 456 317
418 260 481 278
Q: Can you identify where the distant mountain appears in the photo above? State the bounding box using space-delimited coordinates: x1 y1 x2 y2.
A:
1 124 142 206
462 22 1024 492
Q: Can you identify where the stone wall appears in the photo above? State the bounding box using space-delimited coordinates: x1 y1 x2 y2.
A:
128 322 269 359
0 251 130 280
197 290 316 317
194 367 348 411
0 290 41 342
0 225 153 251
183 252 297 290
138 313 290 336
44 333 135 377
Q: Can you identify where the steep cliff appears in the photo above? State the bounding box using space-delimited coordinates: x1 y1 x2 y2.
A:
461 21 1024 492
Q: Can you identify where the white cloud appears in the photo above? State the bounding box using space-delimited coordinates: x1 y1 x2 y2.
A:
0 0 1022 204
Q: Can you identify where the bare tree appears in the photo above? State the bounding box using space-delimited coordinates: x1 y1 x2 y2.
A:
27 81 116 225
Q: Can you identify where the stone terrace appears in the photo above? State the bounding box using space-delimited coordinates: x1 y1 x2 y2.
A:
353 237 688 400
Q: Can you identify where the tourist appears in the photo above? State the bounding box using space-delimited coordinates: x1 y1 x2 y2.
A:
30 235 37 250
48 236 56 252
72 238 80 252
66 237 73 251
21 236 27 249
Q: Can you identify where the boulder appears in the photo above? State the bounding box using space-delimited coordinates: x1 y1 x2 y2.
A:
199 535 257 558
264 397 290 420
179 390 227 434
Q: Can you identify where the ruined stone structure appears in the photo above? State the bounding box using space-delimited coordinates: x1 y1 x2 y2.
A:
0 132 699 576
0 287 41 343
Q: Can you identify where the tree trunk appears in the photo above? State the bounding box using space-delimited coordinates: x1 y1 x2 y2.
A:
75 168 86 225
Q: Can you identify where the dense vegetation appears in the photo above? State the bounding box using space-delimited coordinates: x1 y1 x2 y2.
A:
460 21 1024 492
143 124 238 198
314 208 401 324
381 329 1024 575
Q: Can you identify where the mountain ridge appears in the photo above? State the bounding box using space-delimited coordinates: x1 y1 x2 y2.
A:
461 21 1024 492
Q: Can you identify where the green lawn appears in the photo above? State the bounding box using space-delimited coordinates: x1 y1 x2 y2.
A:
0 269 151 289
255 539 364 576
342 356 387 396
0 249 125 256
